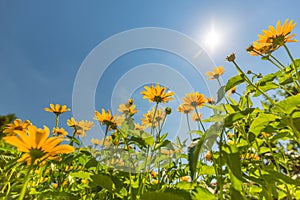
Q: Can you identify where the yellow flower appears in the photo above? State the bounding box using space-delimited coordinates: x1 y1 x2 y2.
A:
153 180 159 184
115 115 125 127
205 151 213 161
118 99 138 116
134 123 146 131
206 97 215 105
67 118 94 137
228 86 236 96
206 66 225 80
261 132 271 138
258 19 297 45
81 179 88 184
191 113 202 122
177 104 193 114
180 176 190 182
227 132 234 138
44 103 70 115
182 92 207 108
75 120 94 137
228 140 234 146
141 83 174 103
3 119 31 136
52 183 58 188
91 138 102 146
3 125 75 165
52 127 68 136
141 108 166 128
249 19 297 56
151 171 157 178
94 109 116 127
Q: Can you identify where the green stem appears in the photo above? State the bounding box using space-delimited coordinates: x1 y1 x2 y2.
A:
186 113 192 140
55 114 59 128
283 44 300 89
18 166 33 200
195 108 206 132
232 60 276 106
218 129 225 200
269 55 285 69
101 125 109 155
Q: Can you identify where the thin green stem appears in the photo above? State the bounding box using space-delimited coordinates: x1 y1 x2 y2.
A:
269 55 285 69
283 44 300 89
195 108 206 132
101 125 109 155
232 60 276 106
18 166 33 200
55 114 59 129
186 113 192 140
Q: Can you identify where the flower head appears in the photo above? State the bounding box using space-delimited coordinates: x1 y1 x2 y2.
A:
191 113 202 122
248 19 297 56
118 99 138 116
141 107 166 128
67 118 94 137
141 84 174 103
228 86 237 96
177 104 193 114
3 125 75 165
44 104 70 115
206 66 225 80
182 92 207 108
52 127 68 136
94 109 116 128
3 119 31 136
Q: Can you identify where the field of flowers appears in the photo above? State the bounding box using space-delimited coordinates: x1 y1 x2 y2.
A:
1 19 300 199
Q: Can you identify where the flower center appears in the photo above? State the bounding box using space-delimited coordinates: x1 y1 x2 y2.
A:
29 148 45 161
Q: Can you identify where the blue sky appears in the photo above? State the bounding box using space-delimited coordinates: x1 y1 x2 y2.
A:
1 1 300 144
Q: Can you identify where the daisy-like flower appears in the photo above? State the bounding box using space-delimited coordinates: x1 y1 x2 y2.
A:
177 103 193 114
206 97 215 105
44 104 70 115
228 86 237 96
141 83 174 103
3 125 75 165
94 109 116 128
180 176 190 182
3 119 31 135
52 127 68 136
248 19 297 56
67 118 94 137
182 92 207 108
206 66 225 80
118 99 138 116
91 138 102 146
141 108 166 128
191 112 202 122
134 123 145 131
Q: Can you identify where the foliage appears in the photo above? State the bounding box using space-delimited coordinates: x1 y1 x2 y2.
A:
1 19 300 200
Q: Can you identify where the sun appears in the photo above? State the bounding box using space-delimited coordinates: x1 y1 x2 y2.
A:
203 24 222 52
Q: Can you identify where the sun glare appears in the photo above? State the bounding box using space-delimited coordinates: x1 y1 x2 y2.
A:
203 24 222 52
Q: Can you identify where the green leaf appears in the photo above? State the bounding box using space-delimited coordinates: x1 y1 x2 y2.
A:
249 113 279 135
273 95 300 114
253 82 278 97
217 86 225 103
192 186 216 200
91 174 114 191
141 191 186 200
224 108 255 127
70 171 92 179
257 72 279 84
202 114 225 123
199 165 215 175
85 157 98 169
264 169 300 186
41 192 77 200
225 74 245 92
142 132 154 146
